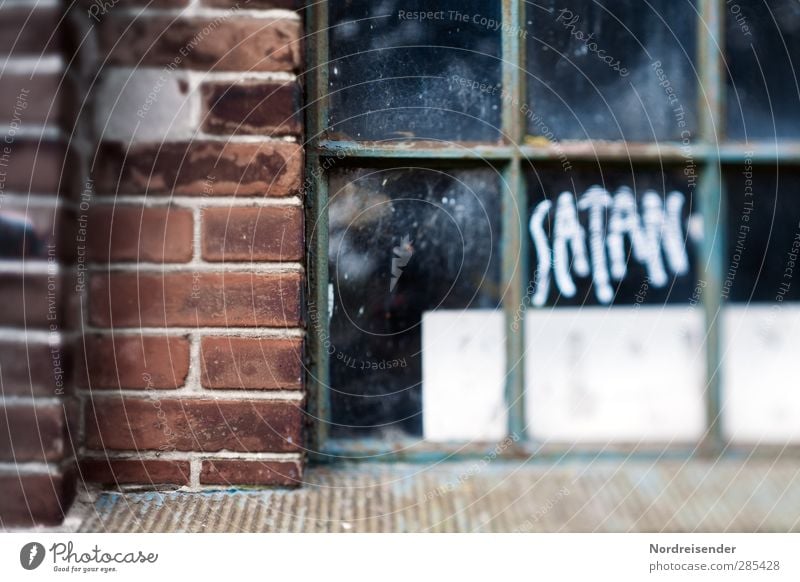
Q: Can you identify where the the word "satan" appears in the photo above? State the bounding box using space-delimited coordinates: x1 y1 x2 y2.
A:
529 187 695 305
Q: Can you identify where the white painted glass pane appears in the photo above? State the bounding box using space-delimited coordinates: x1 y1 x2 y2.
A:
422 310 506 442
526 306 705 442
723 305 800 443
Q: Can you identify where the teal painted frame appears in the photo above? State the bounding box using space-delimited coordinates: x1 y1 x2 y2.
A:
304 0 795 462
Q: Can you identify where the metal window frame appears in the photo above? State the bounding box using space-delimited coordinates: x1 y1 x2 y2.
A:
304 0 800 463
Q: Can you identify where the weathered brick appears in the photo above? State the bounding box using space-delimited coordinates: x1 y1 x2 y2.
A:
0 340 70 397
94 69 196 143
201 80 300 136
200 459 302 486
0 404 66 462
202 206 302 261
0 6 62 55
95 141 302 196
0 470 74 526
78 334 190 389
100 16 301 72
84 398 303 452
80 459 190 485
89 272 301 327
87 205 193 263
201 337 302 389
0 274 62 328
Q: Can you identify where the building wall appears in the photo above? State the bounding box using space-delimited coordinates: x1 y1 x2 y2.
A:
1 0 306 526
0 0 78 526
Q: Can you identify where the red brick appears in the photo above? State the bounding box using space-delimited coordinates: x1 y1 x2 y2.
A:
79 334 190 389
201 337 302 389
0 75 61 125
89 271 301 328
200 459 302 486
0 6 62 55
100 16 301 72
0 340 70 397
0 470 74 526
202 206 302 261
201 80 300 136
1 140 68 194
95 141 302 196
0 274 62 329
80 459 190 485
87 205 193 263
0 404 66 462
84 398 303 452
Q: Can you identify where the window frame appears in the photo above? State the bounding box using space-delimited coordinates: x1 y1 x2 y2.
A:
304 0 796 461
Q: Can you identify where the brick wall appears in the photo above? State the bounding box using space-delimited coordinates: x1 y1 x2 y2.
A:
1 0 306 526
0 0 78 526
77 0 306 489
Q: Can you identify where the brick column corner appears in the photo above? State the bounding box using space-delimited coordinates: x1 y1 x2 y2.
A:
76 0 307 491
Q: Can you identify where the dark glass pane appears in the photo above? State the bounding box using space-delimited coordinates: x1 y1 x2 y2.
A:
326 167 503 439
525 0 698 141
526 165 702 307
723 166 800 442
726 0 800 140
524 165 705 442
724 166 800 302
328 0 503 142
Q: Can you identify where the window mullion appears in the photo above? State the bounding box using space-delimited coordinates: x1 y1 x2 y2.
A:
306 0 331 454
500 0 527 438
697 0 726 453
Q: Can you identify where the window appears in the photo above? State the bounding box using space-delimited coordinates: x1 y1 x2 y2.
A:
306 0 800 458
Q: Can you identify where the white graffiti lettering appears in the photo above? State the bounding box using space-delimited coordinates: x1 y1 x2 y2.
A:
530 186 694 305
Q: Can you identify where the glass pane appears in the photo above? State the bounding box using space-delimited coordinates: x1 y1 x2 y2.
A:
326 167 505 441
525 0 698 141
328 0 503 142
524 165 706 441
723 166 800 442
726 0 800 140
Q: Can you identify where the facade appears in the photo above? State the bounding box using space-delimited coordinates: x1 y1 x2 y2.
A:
1 0 800 531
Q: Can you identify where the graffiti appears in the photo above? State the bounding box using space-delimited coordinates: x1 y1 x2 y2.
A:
529 187 695 305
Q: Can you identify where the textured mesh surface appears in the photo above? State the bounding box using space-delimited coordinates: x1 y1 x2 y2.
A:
70 460 800 533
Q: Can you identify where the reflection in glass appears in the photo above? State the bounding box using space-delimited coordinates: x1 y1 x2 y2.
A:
327 167 504 440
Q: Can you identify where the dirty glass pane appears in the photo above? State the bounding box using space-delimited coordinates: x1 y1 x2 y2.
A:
327 0 503 142
726 0 800 140
326 167 504 440
525 0 698 141
723 166 800 442
524 165 706 442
